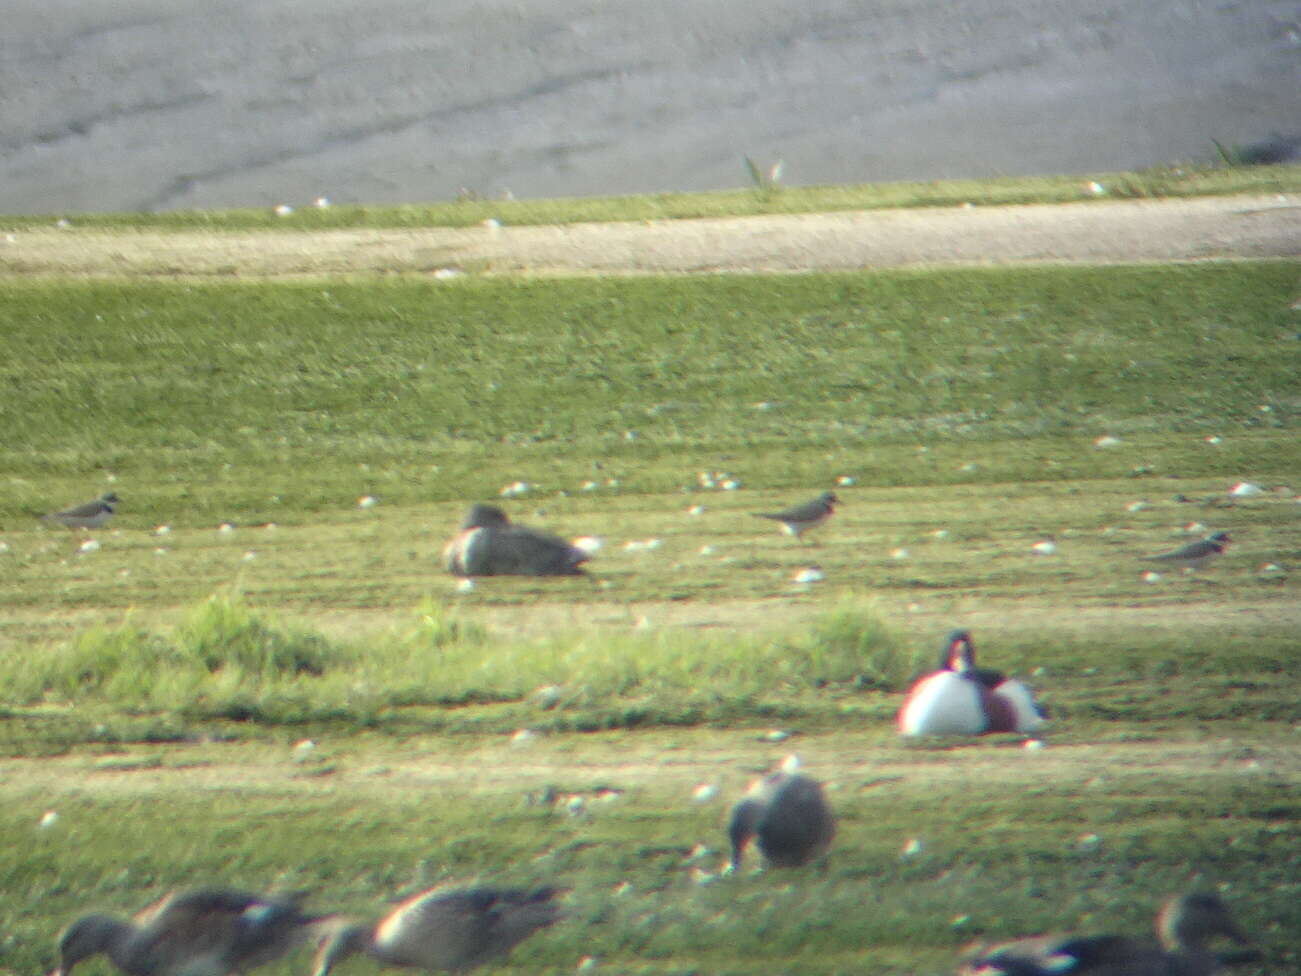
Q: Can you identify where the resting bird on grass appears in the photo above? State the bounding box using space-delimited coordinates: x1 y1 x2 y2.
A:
443 504 591 577
898 629 1045 736
51 888 327 976
1141 532 1232 572
753 491 839 543
42 492 119 532
959 892 1257 976
727 767 836 871
310 886 564 976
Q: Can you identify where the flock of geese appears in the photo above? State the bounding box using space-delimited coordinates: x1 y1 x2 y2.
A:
39 491 1255 973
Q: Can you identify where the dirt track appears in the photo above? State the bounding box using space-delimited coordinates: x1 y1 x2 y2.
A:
3 194 1298 278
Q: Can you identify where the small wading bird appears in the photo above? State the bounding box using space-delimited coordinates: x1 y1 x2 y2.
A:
727 767 836 871
51 888 328 976
959 892 1257 976
310 886 564 976
42 492 119 532
753 491 839 542
898 629 1045 736
1141 532 1232 572
443 504 591 577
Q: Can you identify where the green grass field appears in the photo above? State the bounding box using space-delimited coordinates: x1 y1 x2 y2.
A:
0 183 1298 976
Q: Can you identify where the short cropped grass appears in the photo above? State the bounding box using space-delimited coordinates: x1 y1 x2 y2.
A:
2 162 1298 230
0 263 1296 526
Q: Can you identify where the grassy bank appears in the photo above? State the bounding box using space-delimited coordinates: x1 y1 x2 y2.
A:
2 163 1298 231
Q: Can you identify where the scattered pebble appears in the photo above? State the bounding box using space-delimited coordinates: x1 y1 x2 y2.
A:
499 480 531 498
576 956 599 972
1023 739 1046 752
1031 540 1057 556
358 495 378 509
792 566 824 584
687 504 705 516
836 475 856 486
78 539 100 553
720 479 741 491
572 536 602 555
698 544 717 557
1142 570 1162 584
623 538 662 552
39 810 59 830
901 838 924 858
292 739 316 761
581 480 599 492
313 196 331 208
1093 434 1122 448
764 729 792 743
931 529 950 540
890 547 910 560
1076 833 1102 851
511 728 538 746
1230 481 1265 498
1125 501 1149 513
1087 181 1106 196
1204 435 1223 445
455 578 475 594
532 685 562 709
779 753 801 772
1256 563 1286 580
218 522 236 534
154 524 171 536
692 783 719 803
273 204 294 217
242 551 257 562
959 462 979 473
1183 521 1207 534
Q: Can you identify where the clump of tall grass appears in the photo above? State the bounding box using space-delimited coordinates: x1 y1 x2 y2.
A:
0 595 910 733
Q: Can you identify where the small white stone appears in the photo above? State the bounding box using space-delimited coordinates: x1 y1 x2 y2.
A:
154 524 171 536
1076 832 1102 851
1204 435 1223 445
778 752 801 772
572 536 602 555
931 529 950 540
1087 181 1106 196
1031 540 1057 556
1023 739 1046 751
1230 481 1265 498
901 838 924 857
273 204 294 217
358 495 378 509
79 539 100 553
39 810 59 829
292 739 316 760
792 566 824 584
576 956 598 972
692 783 719 803
764 730 793 743
313 196 331 208
242 550 257 561
836 475 856 486
581 480 599 492
218 522 236 534
698 544 717 556
1125 501 1149 513
1094 435 1122 448
687 504 705 516
511 728 538 746
890 547 910 560
959 462 978 473
1142 570 1162 583
455 578 475 594
720 479 740 491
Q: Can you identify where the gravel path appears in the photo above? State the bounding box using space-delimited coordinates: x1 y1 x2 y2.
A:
2 194 1298 277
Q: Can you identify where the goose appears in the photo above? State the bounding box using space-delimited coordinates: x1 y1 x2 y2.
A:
443 504 590 576
51 888 326 976
960 892 1257 975
753 492 839 542
898 629 1045 736
311 885 563 976
727 769 835 870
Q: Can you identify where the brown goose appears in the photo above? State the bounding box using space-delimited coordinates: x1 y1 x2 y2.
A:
311 886 563 976
727 769 835 870
51 888 326 976
960 892 1257 976
443 504 591 577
